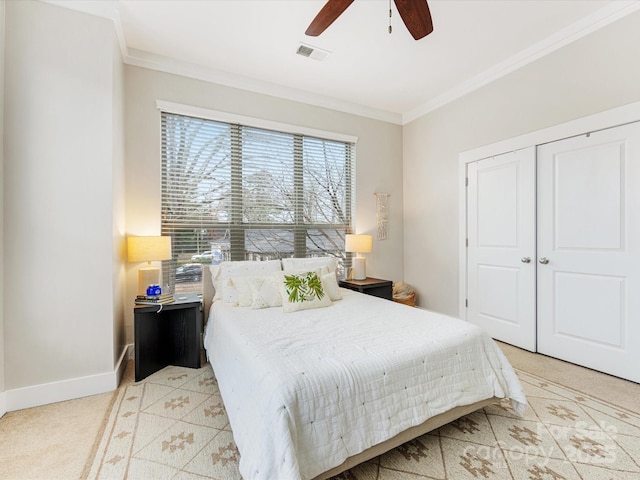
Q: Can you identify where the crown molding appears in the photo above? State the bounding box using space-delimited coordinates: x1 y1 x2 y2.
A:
43 0 640 126
42 0 129 59
124 48 403 125
403 0 640 124
42 0 401 123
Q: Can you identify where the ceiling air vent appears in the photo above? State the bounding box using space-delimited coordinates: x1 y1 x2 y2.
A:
296 43 330 62
297 45 314 57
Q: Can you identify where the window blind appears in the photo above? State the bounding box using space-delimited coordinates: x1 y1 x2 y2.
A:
160 112 355 293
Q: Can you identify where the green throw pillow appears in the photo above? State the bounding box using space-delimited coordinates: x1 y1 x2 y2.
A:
278 271 332 313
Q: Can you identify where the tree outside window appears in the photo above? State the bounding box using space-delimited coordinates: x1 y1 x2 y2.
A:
161 112 355 294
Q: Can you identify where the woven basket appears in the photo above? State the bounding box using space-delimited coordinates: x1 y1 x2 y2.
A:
393 292 416 307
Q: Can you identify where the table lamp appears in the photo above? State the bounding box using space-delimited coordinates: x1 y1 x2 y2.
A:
345 234 372 280
127 236 172 295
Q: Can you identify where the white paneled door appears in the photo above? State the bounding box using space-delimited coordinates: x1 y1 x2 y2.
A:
537 123 640 383
467 147 536 351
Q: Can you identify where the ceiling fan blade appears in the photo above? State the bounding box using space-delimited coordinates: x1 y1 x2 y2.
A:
305 0 355 36
393 0 433 40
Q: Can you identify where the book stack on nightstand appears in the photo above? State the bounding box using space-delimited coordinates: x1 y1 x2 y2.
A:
135 293 174 305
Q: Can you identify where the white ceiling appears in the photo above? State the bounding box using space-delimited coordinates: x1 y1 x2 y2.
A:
51 0 640 124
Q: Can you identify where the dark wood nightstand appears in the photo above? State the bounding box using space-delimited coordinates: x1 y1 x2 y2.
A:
134 294 203 382
339 277 393 300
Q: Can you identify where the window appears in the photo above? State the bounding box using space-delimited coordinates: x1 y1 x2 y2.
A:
160 110 355 294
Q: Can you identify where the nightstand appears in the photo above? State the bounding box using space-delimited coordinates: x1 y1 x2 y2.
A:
339 277 393 300
134 294 203 381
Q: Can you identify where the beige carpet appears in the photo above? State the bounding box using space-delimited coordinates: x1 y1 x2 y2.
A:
88 364 640 480
0 388 117 480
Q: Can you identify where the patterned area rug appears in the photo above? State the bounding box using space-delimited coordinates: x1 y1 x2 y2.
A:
88 364 640 480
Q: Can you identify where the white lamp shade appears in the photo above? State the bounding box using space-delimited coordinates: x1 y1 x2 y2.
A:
128 236 172 296
127 236 172 262
345 234 372 254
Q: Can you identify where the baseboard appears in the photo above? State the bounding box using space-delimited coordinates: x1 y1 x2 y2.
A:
115 343 134 386
5 344 131 412
0 391 7 418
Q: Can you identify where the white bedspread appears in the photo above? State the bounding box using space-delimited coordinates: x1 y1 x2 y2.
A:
204 289 526 480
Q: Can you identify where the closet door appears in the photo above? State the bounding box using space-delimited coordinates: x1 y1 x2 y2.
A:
467 148 536 351
537 122 640 383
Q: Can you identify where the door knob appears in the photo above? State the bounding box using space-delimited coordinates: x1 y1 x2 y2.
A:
521 257 531 263
539 257 549 264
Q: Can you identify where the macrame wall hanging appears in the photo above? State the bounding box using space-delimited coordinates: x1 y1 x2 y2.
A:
375 193 390 240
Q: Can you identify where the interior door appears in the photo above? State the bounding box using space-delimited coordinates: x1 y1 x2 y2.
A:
467 147 536 351
537 122 640 383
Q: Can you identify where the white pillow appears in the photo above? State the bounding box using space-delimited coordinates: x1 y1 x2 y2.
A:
249 277 282 309
231 275 282 309
321 271 342 301
229 276 254 307
212 260 282 305
277 271 332 313
282 257 337 276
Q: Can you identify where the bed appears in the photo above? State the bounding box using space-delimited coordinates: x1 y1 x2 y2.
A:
202 259 526 480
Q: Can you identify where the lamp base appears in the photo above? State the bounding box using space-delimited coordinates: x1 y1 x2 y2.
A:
352 256 366 280
138 267 160 296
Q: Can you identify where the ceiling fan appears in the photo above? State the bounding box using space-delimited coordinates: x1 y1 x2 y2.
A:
305 0 434 40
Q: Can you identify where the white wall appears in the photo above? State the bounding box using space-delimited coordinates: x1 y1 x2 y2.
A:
111 13 126 367
0 0 6 417
3 1 125 405
124 66 404 342
403 10 640 316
